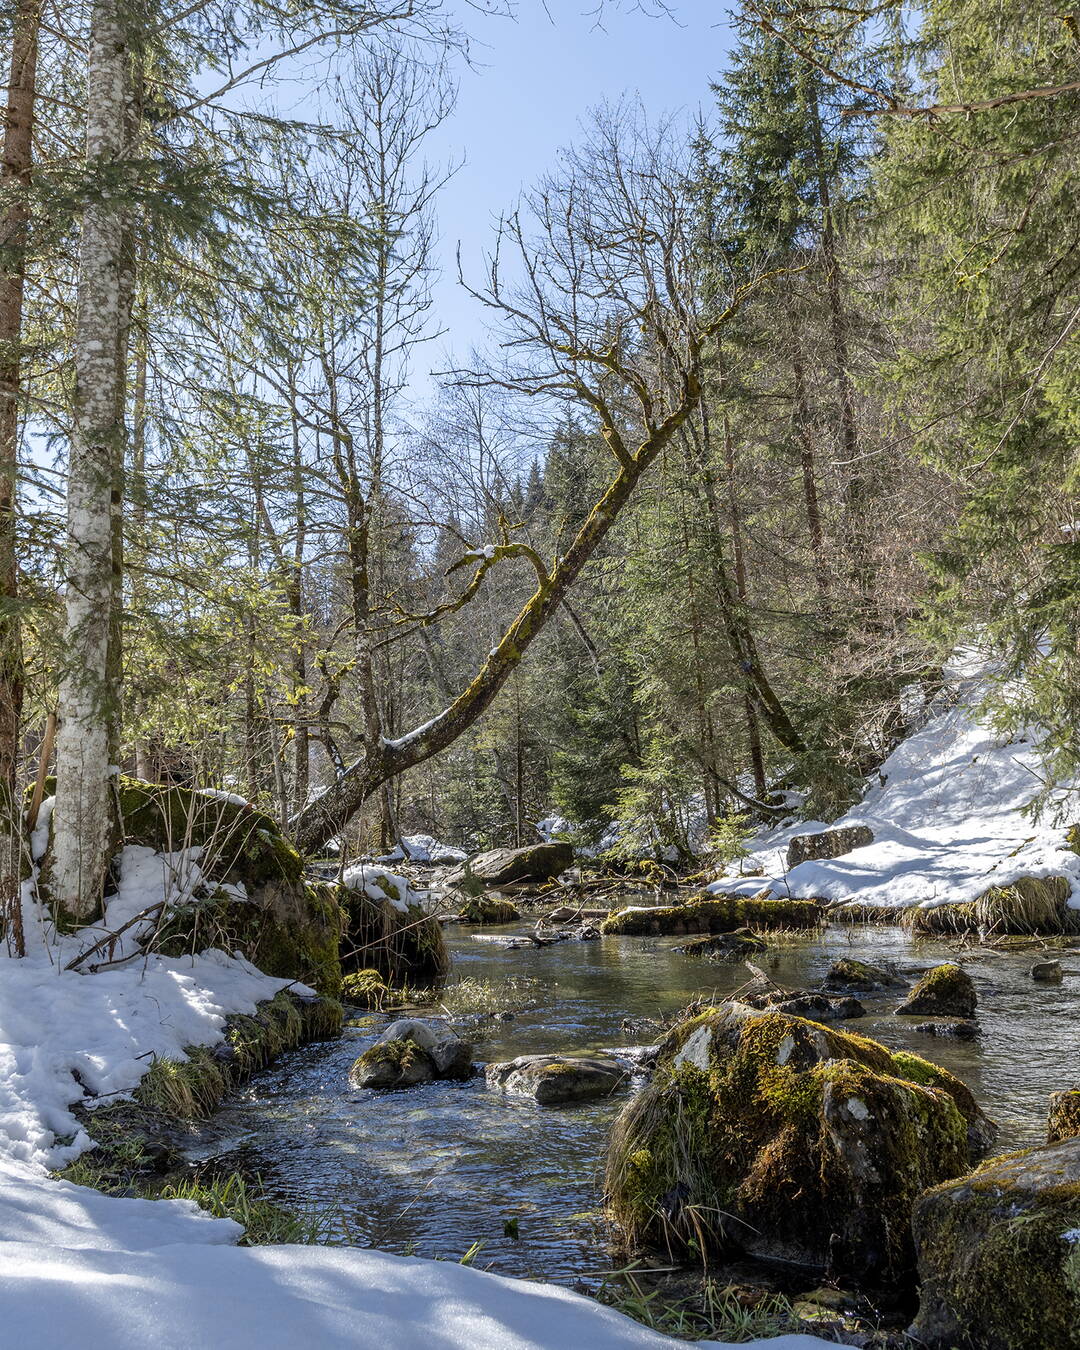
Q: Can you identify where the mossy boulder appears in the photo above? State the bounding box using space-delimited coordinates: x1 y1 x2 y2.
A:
1049 1089 1080 1143
341 968 392 1010
338 884 448 987
910 1135 1080 1349
458 895 521 924
895 963 976 1019
823 958 907 993
743 988 865 1022
444 841 574 887
675 928 768 960
349 1019 473 1089
486 1053 627 1105
605 1002 995 1285
601 894 821 937
113 779 341 996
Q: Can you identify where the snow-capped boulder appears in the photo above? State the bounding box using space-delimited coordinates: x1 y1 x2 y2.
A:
910 1135 1080 1350
605 1003 996 1285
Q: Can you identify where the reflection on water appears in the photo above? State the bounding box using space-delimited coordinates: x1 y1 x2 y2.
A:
187 917 1080 1285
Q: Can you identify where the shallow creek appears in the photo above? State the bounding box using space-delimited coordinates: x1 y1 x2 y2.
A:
186 919 1080 1287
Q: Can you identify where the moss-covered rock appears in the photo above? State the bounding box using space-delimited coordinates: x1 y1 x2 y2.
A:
604 1002 995 1285
910 1135 1080 1349
675 928 768 960
458 895 521 924
338 884 448 987
444 841 573 887
895 963 976 1019
341 968 392 1010
823 958 907 993
486 1053 627 1105
1049 1089 1080 1144
349 1019 473 1089
601 894 821 936
786 825 874 868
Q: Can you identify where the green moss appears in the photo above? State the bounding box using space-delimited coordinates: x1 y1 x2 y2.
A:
904 879 1079 936
354 1038 422 1073
155 883 342 997
458 895 521 924
341 968 392 1010
606 1005 988 1283
601 894 822 936
914 1164 1080 1350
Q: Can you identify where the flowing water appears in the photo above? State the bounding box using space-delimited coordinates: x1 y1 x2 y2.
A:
185 917 1080 1288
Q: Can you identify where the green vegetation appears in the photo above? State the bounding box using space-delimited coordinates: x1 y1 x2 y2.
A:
457 895 520 924
601 895 821 936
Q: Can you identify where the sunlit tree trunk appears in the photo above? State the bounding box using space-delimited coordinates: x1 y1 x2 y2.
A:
0 0 40 945
53 0 129 917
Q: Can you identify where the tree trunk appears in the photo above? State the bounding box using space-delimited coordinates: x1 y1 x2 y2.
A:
0 0 39 946
53 0 129 918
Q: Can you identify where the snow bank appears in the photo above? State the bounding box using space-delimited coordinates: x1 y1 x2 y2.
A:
709 664 1080 914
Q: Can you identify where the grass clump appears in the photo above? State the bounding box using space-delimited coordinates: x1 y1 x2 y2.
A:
597 1269 805 1343
342 968 392 1009
160 1171 332 1245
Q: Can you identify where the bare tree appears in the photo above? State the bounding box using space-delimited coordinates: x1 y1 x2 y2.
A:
292 105 775 852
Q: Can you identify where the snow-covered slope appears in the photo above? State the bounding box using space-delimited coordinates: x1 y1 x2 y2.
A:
710 662 1080 915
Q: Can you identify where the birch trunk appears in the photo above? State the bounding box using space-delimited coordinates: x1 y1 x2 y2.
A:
53 0 128 918
0 0 39 945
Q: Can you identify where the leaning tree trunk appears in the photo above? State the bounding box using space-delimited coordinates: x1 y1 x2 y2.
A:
0 0 40 947
52 0 129 919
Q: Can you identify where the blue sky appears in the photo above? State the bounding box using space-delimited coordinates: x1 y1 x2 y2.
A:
422 0 736 386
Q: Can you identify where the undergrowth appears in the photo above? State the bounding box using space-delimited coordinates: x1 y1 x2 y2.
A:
596 1268 812 1342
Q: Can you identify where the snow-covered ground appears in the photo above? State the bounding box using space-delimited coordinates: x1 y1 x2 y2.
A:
709 662 1080 915
3 809 831 1349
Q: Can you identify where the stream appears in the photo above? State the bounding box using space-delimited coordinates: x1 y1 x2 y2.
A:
185 917 1080 1289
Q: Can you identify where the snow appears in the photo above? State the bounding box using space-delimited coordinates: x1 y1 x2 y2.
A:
0 837 833 1349
374 834 468 865
708 663 1080 914
341 862 440 914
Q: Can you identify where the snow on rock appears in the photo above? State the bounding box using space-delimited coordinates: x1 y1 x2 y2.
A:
341 862 439 914
374 834 468 865
708 663 1080 914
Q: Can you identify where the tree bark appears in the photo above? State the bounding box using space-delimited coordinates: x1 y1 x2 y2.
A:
0 0 39 944
53 0 129 917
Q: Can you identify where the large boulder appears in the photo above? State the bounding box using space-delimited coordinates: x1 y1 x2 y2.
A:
486 1053 627 1105
349 1019 473 1089
786 825 873 869
605 1003 995 1285
601 894 821 936
895 963 977 1019
445 841 573 887
910 1135 1080 1349
1049 1089 1080 1143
